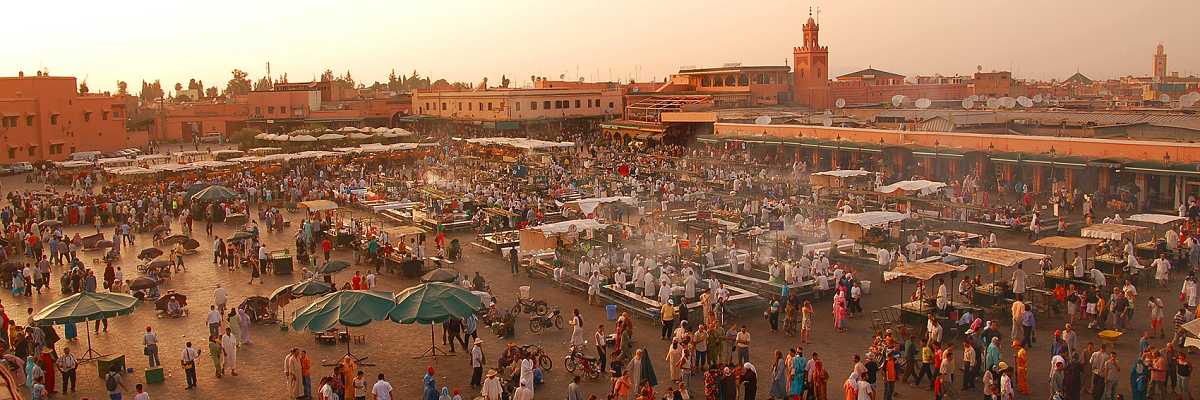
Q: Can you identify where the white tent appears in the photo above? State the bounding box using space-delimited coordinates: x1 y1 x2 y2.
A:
1127 214 1185 225
828 211 909 228
316 133 346 141
290 135 318 142
812 169 872 178
336 127 359 133
876 180 947 196
349 132 374 140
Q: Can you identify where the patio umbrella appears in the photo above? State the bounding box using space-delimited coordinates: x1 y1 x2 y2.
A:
291 290 397 357
390 282 482 358
191 185 238 202
0 261 21 273
150 225 170 234
317 133 346 141
161 234 190 246
128 276 158 291
317 260 351 275
271 283 295 304
290 135 318 142
182 238 201 251
32 291 139 361
227 231 254 241
147 259 174 269
138 248 163 260
420 268 459 283
290 279 334 297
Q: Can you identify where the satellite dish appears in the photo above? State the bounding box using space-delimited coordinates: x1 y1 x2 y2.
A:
1017 96 1033 108
835 98 846 108
1001 97 1017 109
823 110 833 116
986 98 999 109
967 95 979 102
822 117 834 127
961 98 975 109
1032 94 1043 103
915 98 932 109
1182 95 1198 108
1159 94 1171 103
891 95 906 108
753 116 772 125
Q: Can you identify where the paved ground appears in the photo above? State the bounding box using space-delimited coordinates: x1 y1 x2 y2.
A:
0 171 1192 400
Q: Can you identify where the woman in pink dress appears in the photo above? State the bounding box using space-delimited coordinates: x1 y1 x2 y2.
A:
832 293 848 333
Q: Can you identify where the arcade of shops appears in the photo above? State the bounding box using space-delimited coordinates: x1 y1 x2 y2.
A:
707 123 1200 213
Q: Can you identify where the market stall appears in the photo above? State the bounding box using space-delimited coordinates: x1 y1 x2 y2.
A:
951 247 1050 307
883 261 972 330
1080 223 1150 276
518 219 607 258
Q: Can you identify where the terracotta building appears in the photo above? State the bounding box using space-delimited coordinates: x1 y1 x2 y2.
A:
411 87 621 132
0 73 145 162
792 13 830 109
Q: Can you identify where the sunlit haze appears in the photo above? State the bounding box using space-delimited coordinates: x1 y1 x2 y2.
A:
6 0 1199 92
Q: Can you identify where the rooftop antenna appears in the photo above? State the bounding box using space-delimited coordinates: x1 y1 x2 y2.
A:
814 6 821 23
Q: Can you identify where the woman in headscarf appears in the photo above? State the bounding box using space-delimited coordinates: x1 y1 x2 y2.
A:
740 363 758 400
514 380 535 400
718 367 737 400
37 348 54 395
23 356 38 389
628 349 644 399
842 372 859 400
1063 353 1083 400
227 309 240 343
770 351 788 400
339 355 358 400
1129 356 1149 400
208 335 223 377
1012 340 1029 394
438 386 452 400
789 349 807 398
423 367 438 400
985 337 1001 371
237 307 252 344
811 355 829 400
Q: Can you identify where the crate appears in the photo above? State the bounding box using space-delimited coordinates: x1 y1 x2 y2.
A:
144 367 164 384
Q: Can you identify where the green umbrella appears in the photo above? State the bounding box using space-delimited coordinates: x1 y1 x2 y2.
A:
227 231 254 241
291 290 396 358
290 279 334 297
32 291 139 361
420 268 459 283
317 260 351 275
191 185 239 202
390 282 482 358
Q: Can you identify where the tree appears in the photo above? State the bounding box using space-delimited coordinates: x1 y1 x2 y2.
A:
187 79 202 91
116 81 128 96
253 76 273 91
78 81 89 94
138 80 164 102
500 75 510 88
225 69 251 96
205 86 219 98
320 69 335 82
174 82 183 91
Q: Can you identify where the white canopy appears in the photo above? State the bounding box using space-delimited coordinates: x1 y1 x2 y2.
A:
527 219 607 234
349 132 374 140
1127 214 1185 225
390 128 414 135
336 127 360 132
54 160 94 168
105 166 155 175
254 133 271 139
316 133 346 141
562 196 637 215
227 156 262 163
290 135 318 142
828 211 909 228
378 132 401 138
188 160 237 169
876 180 947 196
462 137 575 150
149 163 199 173
812 169 872 178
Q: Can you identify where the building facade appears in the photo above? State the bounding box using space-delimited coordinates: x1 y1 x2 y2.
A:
0 73 145 162
792 14 831 109
411 87 622 130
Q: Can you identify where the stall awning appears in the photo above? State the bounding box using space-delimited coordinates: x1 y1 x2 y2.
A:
883 262 968 282
876 180 947 196
527 219 607 234
812 169 872 178
561 196 638 215
298 200 339 212
1031 236 1103 250
951 247 1047 267
1182 318 1200 336
382 225 425 237
1080 223 1148 240
1126 214 1186 225
828 211 908 228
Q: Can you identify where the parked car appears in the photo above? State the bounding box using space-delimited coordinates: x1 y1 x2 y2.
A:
0 166 13 176
9 162 33 173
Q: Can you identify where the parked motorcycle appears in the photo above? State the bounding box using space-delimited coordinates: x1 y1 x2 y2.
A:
529 307 563 333
564 343 602 379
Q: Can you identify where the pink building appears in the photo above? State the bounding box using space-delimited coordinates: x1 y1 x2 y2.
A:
0 73 144 162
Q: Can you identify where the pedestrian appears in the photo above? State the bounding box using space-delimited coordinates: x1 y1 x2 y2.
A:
221 327 239 376
660 300 675 340
353 370 367 400
285 348 302 399
143 326 159 368
208 335 224 378
181 341 200 389
509 248 519 275
206 305 221 337
735 325 751 363
55 347 77 393
301 350 313 399
214 284 227 316
134 383 150 400
106 364 128 398
470 338 485 388
373 373 394 400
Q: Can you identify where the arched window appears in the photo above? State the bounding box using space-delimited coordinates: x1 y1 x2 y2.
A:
738 74 748 86
724 75 736 86
701 77 710 87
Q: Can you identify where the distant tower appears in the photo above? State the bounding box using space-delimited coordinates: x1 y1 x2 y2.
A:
1154 43 1167 82
793 8 830 109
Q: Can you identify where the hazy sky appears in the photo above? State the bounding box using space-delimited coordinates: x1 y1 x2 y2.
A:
6 0 1197 94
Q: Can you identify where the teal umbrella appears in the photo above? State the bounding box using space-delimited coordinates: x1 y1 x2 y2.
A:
290 279 334 297
390 282 482 358
420 268 459 283
191 185 239 202
32 291 139 361
291 290 396 358
317 260 351 275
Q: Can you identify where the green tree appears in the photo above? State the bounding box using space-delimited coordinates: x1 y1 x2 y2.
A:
116 81 128 96
78 81 89 94
205 86 219 98
224 69 252 96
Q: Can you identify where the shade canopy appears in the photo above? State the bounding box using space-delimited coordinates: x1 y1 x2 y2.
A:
1079 223 1148 241
951 247 1047 267
526 219 607 235
191 185 239 202
876 179 947 196
32 291 139 326
290 279 335 297
1126 214 1186 226
390 282 481 324
1031 236 1103 250
317 260 351 275
420 268 459 283
883 262 967 282
298 200 339 212
291 290 397 331
828 211 908 228
317 133 346 141
812 169 872 178
290 135 319 142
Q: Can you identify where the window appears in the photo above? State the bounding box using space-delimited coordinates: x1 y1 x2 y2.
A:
1 116 16 127
701 77 711 86
543 101 551 109
457 103 462 111
487 103 492 111
441 103 447 111
6 148 14 159
83 112 91 122
49 144 63 155
608 102 614 108
268 106 275 114
531 101 537 110
113 110 120 118
478 102 484 111
516 102 520 111
255 106 262 115
25 116 33 126
468 103 473 111
595 99 600 107
50 115 58 125
739 74 749 86
575 100 581 108
102 111 109 120
28 146 37 157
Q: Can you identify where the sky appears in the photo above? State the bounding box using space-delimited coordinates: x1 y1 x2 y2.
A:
5 0 1198 94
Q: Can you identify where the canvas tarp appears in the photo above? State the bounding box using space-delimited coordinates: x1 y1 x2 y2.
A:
1031 236 1103 250
1080 223 1148 241
876 180 947 196
883 261 968 282
952 247 1047 267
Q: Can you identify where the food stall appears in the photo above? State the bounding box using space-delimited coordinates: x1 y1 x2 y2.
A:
875 179 947 215
951 247 1050 307
1125 214 1186 258
883 261 971 329
560 196 639 222
1030 236 1103 279
518 219 607 259
1079 223 1150 276
810 169 873 199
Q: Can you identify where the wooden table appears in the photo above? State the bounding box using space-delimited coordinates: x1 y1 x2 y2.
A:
1093 254 1125 275
1038 268 1097 290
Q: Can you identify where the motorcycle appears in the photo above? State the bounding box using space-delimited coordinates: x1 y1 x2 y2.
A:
529 307 563 333
564 343 603 379
511 296 549 316
498 344 554 372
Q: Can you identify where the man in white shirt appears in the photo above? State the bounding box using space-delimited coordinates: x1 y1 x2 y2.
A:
214 285 227 316
372 373 393 400
1152 254 1171 287
206 306 221 337
180 341 201 389
1011 265 1027 301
